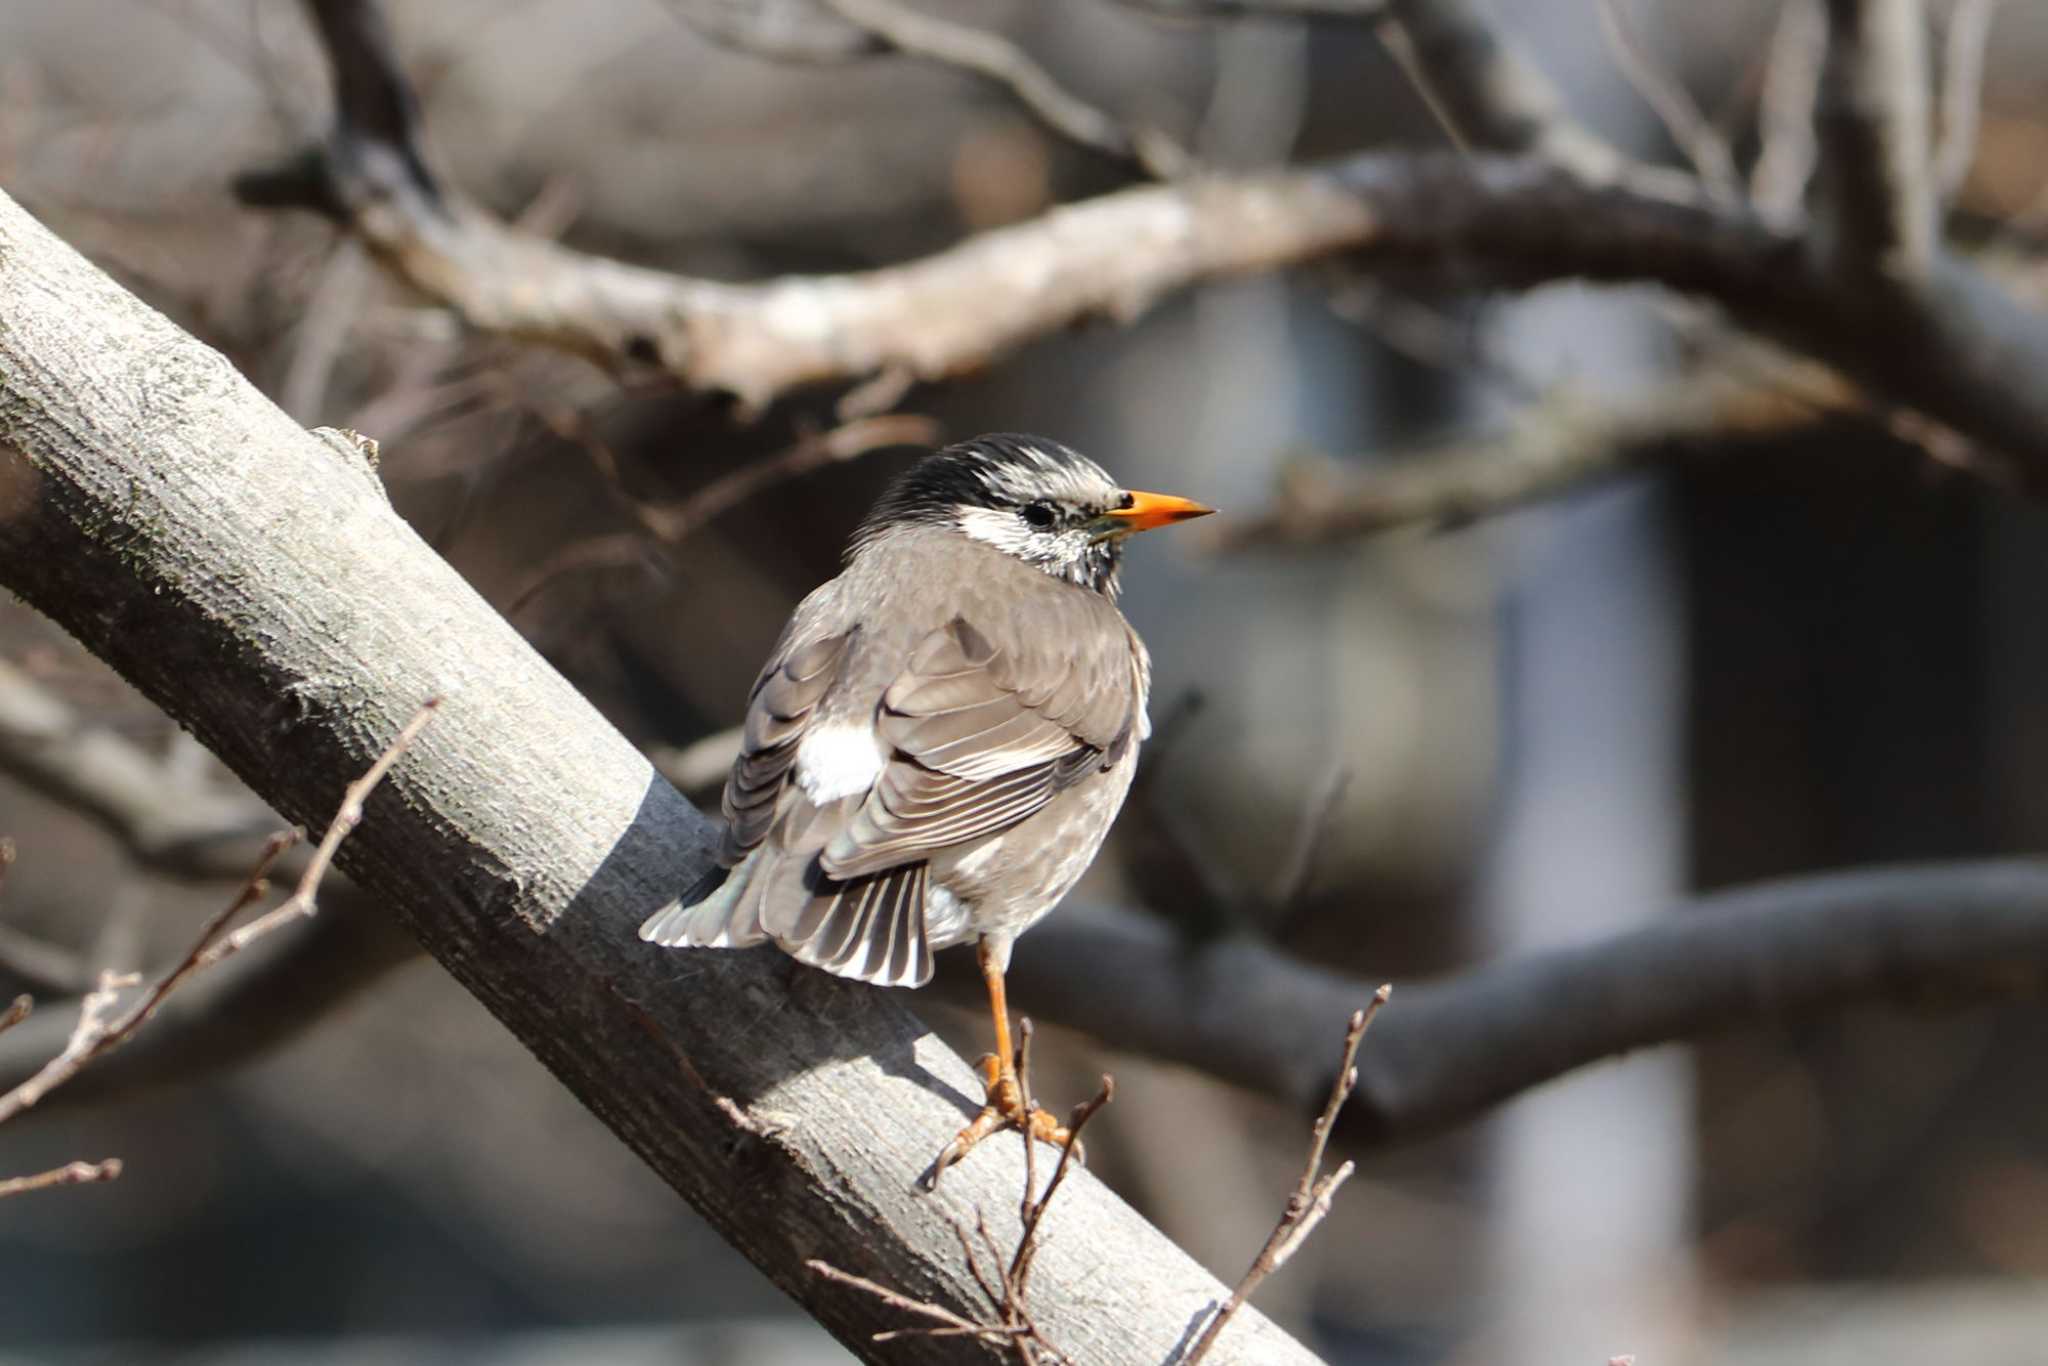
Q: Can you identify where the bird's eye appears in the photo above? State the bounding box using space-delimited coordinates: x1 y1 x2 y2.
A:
1020 503 1057 529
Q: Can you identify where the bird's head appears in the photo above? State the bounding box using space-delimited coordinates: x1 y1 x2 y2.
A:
851 433 1213 595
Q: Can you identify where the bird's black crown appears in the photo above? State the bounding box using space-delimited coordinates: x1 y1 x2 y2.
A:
855 435 1111 526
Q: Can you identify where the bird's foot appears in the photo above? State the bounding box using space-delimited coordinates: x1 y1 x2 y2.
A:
927 1053 1080 1187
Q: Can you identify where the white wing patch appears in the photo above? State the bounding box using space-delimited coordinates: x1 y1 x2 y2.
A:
794 721 887 803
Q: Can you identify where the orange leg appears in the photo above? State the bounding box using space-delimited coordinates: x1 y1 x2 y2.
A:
931 938 1077 1182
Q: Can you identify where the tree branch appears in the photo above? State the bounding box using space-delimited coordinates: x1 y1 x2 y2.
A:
0 658 280 879
972 861 2048 1151
0 187 1318 1364
815 0 1192 178
1815 0 1938 276
1376 0 1633 183
1932 0 2001 203
231 0 2048 485
1202 368 1844 549
661 0 885 63
1754 0 1827 225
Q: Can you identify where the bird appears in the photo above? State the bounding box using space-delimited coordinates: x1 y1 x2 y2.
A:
639 432 1213 1177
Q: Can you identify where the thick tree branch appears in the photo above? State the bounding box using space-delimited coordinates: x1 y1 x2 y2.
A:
0 189 1317 1365
237 0 2048 485
977 861 2048 1151
1815 0 1937 277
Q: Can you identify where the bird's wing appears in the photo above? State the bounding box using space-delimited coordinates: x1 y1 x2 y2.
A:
717 628 856 865
819 615 1140 879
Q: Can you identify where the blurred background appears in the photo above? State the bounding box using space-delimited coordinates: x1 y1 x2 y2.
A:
3 0 2048 1362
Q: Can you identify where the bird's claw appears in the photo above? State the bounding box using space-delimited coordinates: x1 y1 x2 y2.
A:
927 1052 1081 1187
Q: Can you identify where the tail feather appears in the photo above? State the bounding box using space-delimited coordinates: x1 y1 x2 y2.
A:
641 838 935 989
638 854 770 949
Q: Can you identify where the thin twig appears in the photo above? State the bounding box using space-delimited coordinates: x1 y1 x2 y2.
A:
661 0 883 62
502 416 939 618
0 924 87 996
0 1157 122 1200
1015 1016 1042 1229
805 1259 1012 1343
1595 0 1741 202
198 698 441 965
1265 764 1351 917
1182 988 1390 1364
1933 0 2002 202
1010 1075 1114 1300
0 993 29 1036
0 700 438 1127
816 0 1192 178
1754 0 1826 225
810 1033 1104 1361
642 416 941 543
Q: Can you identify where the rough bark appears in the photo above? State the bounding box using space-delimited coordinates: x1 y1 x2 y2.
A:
0 189 1323 1364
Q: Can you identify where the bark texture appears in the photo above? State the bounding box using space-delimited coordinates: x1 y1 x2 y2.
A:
0 189 1324 1364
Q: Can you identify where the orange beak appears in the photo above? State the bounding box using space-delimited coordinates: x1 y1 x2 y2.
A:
1099 489 1216 535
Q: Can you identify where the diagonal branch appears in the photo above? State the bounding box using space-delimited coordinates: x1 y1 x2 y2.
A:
0 185 1319 1365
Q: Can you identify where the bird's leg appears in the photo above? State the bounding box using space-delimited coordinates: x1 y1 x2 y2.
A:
932 937 1076 1182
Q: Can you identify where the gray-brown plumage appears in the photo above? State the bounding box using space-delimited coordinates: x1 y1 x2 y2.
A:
640 433 1211 1171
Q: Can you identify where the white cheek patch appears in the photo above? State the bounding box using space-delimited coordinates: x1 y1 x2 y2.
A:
956 506 1032 555
795 722 888 803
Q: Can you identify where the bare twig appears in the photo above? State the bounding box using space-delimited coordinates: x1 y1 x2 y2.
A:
806 1259 1014 1344
640 416 940 543
1182 989 1389 1364
0 659 277 878
809 1036 1109 1362
1265 764 1350 915
1754 0 1827 225
1933 0 2002 202
1376 0 1636 182
0 700 437 1128
1010 1075 1115 1301
650 725 745 799
1595 0 1741 201
816 0 1191 178
662 0 884 62
1814 0 1938 276
0 1157 122 1200
1204 366 1845 550
0 993 29 1035
196 699 439 964
0 923 90 995
501 416 938 616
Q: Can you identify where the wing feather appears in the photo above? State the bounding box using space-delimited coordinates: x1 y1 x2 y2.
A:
818 616 1136 880
718 630 855 861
